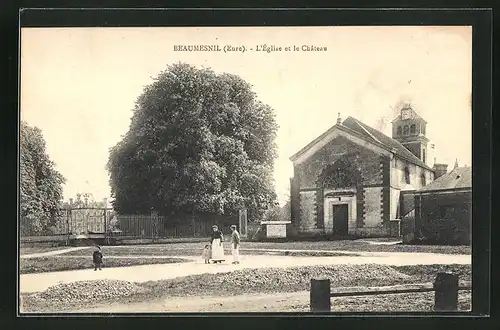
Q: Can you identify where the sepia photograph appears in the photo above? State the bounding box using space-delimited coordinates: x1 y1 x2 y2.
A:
19 25 473 314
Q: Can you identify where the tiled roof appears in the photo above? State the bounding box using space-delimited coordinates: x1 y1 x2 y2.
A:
418 167 472 192
342 116 433 171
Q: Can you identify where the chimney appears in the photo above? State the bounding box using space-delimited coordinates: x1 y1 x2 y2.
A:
337 112 342 125
432 163 448 179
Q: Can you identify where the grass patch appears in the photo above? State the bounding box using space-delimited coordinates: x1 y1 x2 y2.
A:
59 247 360 258
331 290 471 312
20 246 72 255
244 241 471 254
59 241 470 257
392 264 472 283
19 256 190 274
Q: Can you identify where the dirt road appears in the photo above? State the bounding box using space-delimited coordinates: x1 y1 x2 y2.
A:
20 251 471 294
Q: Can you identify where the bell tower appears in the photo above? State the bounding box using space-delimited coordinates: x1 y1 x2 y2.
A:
391 103 429 164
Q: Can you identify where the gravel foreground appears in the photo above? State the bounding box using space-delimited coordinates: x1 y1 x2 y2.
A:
21 263 471 313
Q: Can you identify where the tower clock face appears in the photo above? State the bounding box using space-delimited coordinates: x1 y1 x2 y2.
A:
401 109 412 120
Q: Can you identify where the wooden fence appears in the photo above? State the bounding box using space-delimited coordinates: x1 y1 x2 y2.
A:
310 272 471 312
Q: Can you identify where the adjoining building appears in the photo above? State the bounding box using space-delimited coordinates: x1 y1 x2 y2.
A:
289 105 437 238
412 165 472 245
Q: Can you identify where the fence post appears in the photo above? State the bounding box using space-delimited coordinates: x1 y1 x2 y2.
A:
151 209 155 242
66 208 72 246
310 278 331 312
103 208 108 245
434 272 459 311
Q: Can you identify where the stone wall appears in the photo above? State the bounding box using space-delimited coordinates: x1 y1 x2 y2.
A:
355 225 390 237
299 190 317 231
363 187 383 227
381 156 391 224
390 187 400 219
391 157 434 190
290 177 300 227
415 190 472 245
294 136 383 189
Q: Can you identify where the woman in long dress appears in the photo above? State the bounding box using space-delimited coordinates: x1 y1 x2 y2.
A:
210 225 225 263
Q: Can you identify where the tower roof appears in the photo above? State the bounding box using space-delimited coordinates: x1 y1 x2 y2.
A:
391 105 427 123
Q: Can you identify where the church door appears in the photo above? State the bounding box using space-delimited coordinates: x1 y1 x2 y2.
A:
332 204 348 236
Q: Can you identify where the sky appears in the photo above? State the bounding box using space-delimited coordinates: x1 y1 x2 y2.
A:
20 26 472 204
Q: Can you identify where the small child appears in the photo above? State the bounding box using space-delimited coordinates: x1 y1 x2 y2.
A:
202 244 211 264
93 245 103 271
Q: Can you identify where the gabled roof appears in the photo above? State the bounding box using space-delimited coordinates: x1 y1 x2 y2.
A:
341 117 433 170
289 116 433 171
418 167 472 192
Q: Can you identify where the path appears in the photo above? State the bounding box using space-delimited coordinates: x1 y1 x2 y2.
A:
20 251 471 293
20 247 89 259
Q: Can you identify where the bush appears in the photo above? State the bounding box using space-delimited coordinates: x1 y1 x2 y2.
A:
262 202 291 223
262 207 281 222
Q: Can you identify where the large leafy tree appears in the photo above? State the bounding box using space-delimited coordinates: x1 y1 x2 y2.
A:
108 63 278 220
20 121 66 233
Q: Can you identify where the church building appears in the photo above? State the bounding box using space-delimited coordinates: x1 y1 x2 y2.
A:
289 105 437 238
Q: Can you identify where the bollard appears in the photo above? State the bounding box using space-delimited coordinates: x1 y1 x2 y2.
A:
434 272 459 311
310 278 331 312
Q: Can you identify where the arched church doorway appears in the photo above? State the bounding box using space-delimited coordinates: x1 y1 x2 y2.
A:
316 159 362 236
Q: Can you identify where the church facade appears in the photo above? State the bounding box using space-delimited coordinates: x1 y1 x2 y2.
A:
289 105 436 237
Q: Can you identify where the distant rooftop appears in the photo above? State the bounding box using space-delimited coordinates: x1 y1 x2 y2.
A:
418 166 472 192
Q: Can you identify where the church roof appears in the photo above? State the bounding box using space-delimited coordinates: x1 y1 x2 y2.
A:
289 116 433 171
341 116 433 170
418 167 472 192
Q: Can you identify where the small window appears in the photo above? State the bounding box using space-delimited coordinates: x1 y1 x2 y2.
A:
421 125 426 135
397 126 402 136
410 124 416 134
403 125 409 135
404 167 411 184
420 173 426 186
422 149 426 163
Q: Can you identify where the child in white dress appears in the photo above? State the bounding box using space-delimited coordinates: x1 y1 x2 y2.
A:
202 244 211 264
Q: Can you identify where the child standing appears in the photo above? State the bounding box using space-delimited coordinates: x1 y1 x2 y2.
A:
202 244 211 264
93 245 103 271
230 225 241 264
